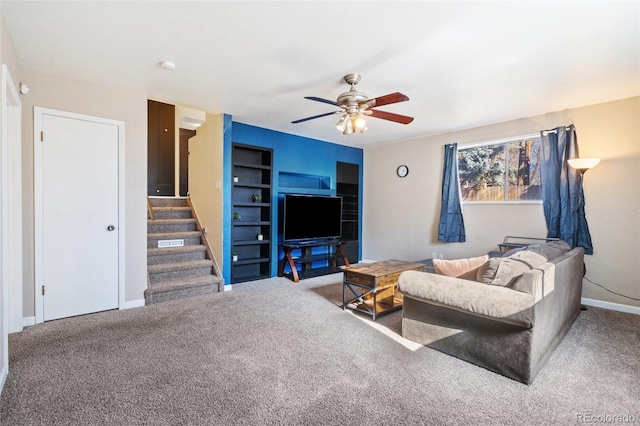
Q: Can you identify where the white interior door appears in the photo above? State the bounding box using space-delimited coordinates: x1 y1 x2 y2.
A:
37 110 120 321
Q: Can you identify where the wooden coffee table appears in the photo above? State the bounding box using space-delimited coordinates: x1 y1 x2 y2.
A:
341 259 425 320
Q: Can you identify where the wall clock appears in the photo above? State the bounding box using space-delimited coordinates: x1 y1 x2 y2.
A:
397 165 409 178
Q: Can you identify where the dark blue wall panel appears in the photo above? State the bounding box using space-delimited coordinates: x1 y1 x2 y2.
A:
224 122 363 283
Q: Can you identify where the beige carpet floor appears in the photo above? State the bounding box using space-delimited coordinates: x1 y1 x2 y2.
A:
1 273 638 425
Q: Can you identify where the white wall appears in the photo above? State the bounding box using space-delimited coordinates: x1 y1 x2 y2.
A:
20 68 148 315
364 96 640 309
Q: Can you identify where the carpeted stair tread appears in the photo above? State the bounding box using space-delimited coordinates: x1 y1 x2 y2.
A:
148 197 189 207
148 259 213 273
151 206 193 219
147 245 208 264
147 231 202 239
147 274 221 292
144 275 221 304
148 218 196 224
147 245 207 256
147 218 197 233
152 206 192 212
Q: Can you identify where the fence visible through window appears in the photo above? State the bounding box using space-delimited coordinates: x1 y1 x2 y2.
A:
457 136 542 202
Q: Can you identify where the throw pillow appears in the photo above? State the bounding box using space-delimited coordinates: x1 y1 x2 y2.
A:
433 255 489 278
476 257 502 283
490 250 547 287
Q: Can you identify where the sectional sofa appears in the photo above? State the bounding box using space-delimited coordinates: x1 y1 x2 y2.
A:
398 241 584 384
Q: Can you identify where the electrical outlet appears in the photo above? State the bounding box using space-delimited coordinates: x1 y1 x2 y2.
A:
432 252 438 259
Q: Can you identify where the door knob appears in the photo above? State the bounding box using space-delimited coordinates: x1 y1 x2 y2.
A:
107 225 115 231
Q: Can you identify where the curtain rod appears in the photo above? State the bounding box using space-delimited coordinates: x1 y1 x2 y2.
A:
459 133 539 150
542 125 573 135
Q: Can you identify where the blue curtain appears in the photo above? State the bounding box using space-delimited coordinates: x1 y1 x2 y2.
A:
438 143 465 242
540 125 594 254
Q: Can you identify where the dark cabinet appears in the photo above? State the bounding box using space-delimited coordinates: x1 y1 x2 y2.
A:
337 162 360 263
148 100 175 196
231 144 273 283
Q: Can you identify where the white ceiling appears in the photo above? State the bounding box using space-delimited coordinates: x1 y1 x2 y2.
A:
2 1 639 146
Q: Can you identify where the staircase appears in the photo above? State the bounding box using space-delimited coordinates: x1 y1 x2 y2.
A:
145 197 224 304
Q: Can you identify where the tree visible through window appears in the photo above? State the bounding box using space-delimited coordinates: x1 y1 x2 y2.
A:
457 137 542 202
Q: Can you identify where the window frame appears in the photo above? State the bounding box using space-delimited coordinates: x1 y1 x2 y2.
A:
457 133 543 205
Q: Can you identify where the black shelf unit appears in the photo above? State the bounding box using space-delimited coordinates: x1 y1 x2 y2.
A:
278 240 350 282
231 143 273 283
336 162 360 264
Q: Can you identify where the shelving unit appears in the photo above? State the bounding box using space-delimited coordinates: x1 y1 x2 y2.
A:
336 162 360 264
231 143 273 283
278 240 350 283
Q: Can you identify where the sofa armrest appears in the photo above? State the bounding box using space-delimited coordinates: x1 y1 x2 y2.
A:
398 270 535 327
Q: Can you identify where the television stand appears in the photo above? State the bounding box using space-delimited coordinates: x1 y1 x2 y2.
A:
279 240 350 283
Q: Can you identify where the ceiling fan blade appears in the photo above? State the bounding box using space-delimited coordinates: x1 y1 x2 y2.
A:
368 109 414 124
361 92 410 109
304 96 339 106
291 111 340 124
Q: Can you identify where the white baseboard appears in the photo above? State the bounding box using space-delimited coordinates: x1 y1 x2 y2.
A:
23 316 35 327
581 297 640 315
359 259 376 264
123 299 145 310
224 284 232 292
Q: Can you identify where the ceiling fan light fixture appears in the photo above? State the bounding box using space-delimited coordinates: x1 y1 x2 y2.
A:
294 73 413 133
354 113 367 130
336 114 349 132
343 118 354 135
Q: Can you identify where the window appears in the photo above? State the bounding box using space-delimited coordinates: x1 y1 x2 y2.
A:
457 136 542 202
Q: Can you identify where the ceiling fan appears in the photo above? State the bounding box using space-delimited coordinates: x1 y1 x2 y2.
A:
292 73 414 135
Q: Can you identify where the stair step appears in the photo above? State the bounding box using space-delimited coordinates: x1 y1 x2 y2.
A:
147 231 201 248
148 259 214 283
146 197 224 304
148 197 189 208
144 275 223 304
147 245 208 265
151 206 193 220
148 218 197 233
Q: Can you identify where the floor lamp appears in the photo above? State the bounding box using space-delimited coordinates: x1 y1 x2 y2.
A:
567 158 600 175
567 157 600 310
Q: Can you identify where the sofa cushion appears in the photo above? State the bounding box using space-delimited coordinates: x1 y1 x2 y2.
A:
476 257 502 283
398 270 535 327
491 250 547 287
529 240 572 260
433 255 489 279
477 249 547 287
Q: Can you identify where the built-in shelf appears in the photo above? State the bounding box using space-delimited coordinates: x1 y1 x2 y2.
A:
337 162 360 263
279 171 331 190
231 143 273 283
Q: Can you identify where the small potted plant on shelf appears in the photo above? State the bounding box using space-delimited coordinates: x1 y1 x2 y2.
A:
232 252 238 262
233 212 241 220
251 194 262 203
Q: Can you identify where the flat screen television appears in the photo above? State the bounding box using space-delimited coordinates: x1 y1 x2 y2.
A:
283 194 342 242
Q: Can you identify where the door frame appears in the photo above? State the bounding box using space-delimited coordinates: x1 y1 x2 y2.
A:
33 107 126 324
1 65 21 393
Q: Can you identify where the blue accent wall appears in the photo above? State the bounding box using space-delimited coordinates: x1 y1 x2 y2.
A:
224 122 363 283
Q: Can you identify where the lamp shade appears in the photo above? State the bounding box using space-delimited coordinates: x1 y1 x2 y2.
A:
568 158 600 171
